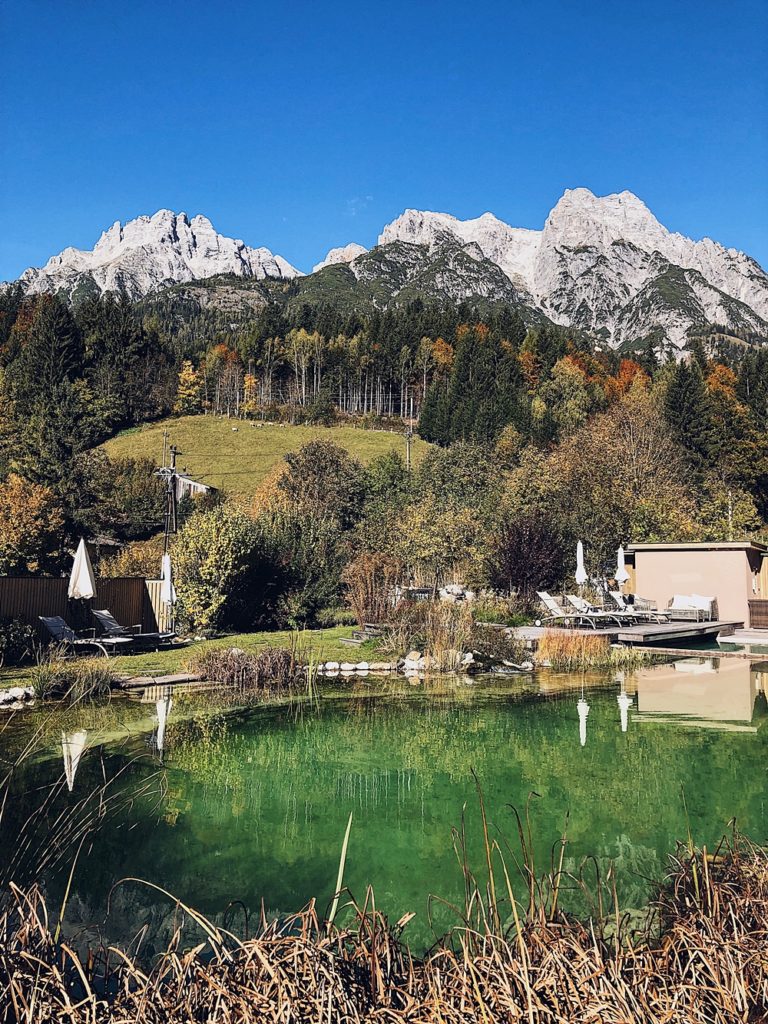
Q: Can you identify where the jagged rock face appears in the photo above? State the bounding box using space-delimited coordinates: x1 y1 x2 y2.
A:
312 242 367 273
18 210 301 300
381 189 768 348
304 238 541 319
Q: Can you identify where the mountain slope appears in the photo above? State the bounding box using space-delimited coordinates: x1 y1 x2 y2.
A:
10 190 768 350
17 210 301 301
380 189 768 349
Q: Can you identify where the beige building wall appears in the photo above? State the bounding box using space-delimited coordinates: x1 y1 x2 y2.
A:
632 548 762 623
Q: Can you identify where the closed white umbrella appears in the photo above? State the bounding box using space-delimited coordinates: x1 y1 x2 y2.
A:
577 697 590 747
617 691 633 733
575 541 588 587
615 545 630 586
68 539 96 601
160 554 176 607
62 730 88 792
156 695 173 753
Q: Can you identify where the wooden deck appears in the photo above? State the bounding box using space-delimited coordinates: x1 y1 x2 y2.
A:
516 620 743 647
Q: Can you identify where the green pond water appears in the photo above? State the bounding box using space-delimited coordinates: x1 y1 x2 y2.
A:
2 657 768 950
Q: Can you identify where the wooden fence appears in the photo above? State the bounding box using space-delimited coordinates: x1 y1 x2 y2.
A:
0 577 160 639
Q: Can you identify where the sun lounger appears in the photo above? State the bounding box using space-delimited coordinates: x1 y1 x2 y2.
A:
92 608 176 648
564 595 624 627
40 615 135 657
536 592 617 630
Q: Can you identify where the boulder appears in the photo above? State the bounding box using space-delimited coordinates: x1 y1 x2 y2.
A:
340 662 356 673
356 662 369 672
324 661 340 671
406 650 422 663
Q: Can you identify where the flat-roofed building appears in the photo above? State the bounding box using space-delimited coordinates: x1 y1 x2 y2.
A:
625 541 768 626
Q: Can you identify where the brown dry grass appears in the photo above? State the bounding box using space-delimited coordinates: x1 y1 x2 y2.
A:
2 833 767 1022
536 629 654 671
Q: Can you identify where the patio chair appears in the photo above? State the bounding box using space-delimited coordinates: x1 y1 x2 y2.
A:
608 591 671 623
535 592 615 630
92 608 176 649
39 615 135 657
563 594 625 627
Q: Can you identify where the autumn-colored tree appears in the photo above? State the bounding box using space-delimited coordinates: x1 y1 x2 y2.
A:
0 473 64 574
173 360 203 415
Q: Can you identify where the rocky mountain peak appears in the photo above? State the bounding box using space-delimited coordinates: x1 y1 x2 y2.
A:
313 242 368 273
18 210 301 300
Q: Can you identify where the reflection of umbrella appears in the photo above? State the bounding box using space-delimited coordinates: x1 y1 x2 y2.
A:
62 730 88 792
577 697 589 747
617 692 633 732
68 539 96 600
615 546 630 586
156 695 173 753
160 554 176 607
575 541 588 587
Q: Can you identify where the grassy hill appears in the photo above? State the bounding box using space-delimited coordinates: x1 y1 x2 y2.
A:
103 416 431 499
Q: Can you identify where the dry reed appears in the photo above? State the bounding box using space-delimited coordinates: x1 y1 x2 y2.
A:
536 629 655 671
1 833 767 1022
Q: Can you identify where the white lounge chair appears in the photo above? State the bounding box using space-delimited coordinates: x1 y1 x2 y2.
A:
536 592 617 630
564 594 624 627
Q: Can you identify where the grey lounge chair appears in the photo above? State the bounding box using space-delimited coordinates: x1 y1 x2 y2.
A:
39 616 135 657
536 592 616 630
92 608 175 648
608 591 671 623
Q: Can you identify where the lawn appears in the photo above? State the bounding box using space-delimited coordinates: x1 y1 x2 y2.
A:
0 626 368 688
102 416 430 499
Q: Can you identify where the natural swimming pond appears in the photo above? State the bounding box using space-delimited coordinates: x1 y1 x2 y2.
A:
2 656 767 950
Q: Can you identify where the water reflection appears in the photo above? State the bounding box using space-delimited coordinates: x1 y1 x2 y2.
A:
5 657 768 952
61 730 88 791
633 657 766 728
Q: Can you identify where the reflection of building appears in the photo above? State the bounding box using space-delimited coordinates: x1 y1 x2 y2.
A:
625 541 768 625
633 657 762 728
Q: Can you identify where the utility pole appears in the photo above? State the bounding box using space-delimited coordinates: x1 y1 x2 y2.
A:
156 444 180 553
405 425 413 471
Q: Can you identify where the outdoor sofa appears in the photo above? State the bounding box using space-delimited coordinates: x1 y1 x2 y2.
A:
666 595 718 622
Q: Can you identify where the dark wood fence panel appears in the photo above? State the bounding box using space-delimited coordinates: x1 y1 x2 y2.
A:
0 577 158 638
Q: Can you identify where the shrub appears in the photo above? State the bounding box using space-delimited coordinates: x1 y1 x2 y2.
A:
472 593 530 627
314 607 357 628
469 624 529 666
0 617 36 666
380 601 474 670
174 503 265 633
29 654 114 702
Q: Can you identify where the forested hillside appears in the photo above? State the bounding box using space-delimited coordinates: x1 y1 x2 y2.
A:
0 282 766 629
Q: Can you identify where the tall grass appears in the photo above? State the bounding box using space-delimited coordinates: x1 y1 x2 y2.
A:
536 629 657 671
28 653 115 703
1 828 766 1021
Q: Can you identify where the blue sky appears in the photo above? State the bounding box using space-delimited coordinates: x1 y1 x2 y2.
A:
1 0 766 278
